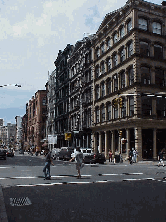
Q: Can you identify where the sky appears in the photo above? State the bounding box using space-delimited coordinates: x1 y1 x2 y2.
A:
0 0 162 124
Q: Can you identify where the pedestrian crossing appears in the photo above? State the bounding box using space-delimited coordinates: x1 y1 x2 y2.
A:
1 172 166 187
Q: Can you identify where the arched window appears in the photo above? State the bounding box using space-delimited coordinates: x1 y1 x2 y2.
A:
140 41 150 56
120 71 125 88
113 32 118 44
95 65 100 78
120 47 125 62
138 18 148 31
101 105 105 122
100 61 105 74
107 103 111 121
127 41 133 57
119 26 125 39
127 19 132 33
106 57 111 71
100 82 105 98
95 107 100 123
141 66 151 84
106 79 111 95
112 53 118 67
95 85 99 100
152 22 162 35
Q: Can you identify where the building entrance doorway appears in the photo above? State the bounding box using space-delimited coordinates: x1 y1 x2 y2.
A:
156 129 166 156
142 129 153 159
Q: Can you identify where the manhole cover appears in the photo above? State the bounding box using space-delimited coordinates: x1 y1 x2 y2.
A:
10 197 32 206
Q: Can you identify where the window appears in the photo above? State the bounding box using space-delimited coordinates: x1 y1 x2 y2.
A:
95 66 100 78
96 48 100 58
157 98 166 118
140 41 150 57
101 82 105 97
138 18 148 31
113 75 118 91
107 79 111 94
155 68 165 87
101 43 105 54
129 96 134 117
101 105 105 122
106 38 111 49
154 44 163 59
152 22 161 35
113 33 118 44
95 85 99 100
121 97 126 118
127 42 133 57
107 103 111 121
128 67 134 85
42 97 46 105
127 20 132 33
114 106 118 119
120 48 125 62
142 96 152 117
107 58 111 71
120 26 125 38
113 53 118 67
96 107 99 123
101 62 105 74
120 71 125 88
141 67 151 84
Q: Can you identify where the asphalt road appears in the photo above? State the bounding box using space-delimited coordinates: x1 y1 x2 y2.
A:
3 180 166 222
1 152 166 222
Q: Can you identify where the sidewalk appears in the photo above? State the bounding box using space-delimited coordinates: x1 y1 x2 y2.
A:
0 186 8 222
105 159 158 165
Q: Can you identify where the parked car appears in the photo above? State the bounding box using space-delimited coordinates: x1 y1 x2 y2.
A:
0 148 6 160
92 153 106 164
19 149 24 154
6 149 14 157
59 147 74 161
80 148 93 158
83 154 94 164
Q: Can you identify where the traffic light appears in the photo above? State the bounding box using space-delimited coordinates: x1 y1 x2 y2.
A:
119 130 122 137
112 98 118 108
119 97 123 108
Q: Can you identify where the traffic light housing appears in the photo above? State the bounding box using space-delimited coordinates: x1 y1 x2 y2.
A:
119 130 122 137
119 97 123 108
112 98 118 108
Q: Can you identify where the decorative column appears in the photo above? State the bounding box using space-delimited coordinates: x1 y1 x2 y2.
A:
126 128 130 158
99 132 102 153
135 127 142 161
111 130 115 155
105 131 108 158
153 129 157 160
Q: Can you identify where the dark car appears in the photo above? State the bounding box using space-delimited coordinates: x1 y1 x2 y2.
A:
91 153 106 164
59 147 74 161
19 149 24 154
0 148 6 160
83 154 94 164
6 149 14 157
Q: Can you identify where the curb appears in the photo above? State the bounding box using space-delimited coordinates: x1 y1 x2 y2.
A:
0 186 8 222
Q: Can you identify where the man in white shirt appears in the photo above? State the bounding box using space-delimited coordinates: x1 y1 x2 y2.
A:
70 147 83 178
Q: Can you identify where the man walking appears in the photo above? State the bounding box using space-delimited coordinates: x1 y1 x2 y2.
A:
158 149 165 167
133 149 137 163
43 148 54 180
70 147 83 179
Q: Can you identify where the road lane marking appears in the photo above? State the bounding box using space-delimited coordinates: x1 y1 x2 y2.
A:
100 174 123 176
68 182 92 184
11 176 37 179
0 178 7 179
0 167 10 169
123 179 142 181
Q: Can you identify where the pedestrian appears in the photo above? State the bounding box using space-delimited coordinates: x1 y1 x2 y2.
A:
109 150 113 162
129 149 133 164
158 149 165 167
133 149 137 163
69 147 83 179
43 148 54 180
114 149 119 164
